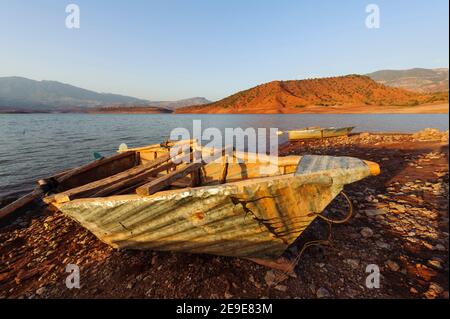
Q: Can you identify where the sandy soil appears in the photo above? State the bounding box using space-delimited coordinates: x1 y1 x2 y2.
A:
177 103 449 114
0 132 448 299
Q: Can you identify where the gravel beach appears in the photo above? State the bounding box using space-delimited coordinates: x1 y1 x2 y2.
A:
0 130 448 299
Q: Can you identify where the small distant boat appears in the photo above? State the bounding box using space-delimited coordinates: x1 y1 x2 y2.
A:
30 139 379 267
280 126 355 141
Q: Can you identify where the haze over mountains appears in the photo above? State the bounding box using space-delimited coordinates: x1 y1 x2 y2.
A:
0 68 448 113
0 77 210 112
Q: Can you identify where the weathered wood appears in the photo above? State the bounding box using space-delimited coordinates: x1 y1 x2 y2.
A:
220 162 229 184
52 153 171 203
91 160 176 197
56 151 136 184
118 139 197 153
136 162 203 196
115 176 192 195
191 167 202 187
0 188 44 220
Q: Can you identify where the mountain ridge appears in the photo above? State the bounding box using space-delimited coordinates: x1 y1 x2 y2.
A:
0 77 211 112
366 68 448 93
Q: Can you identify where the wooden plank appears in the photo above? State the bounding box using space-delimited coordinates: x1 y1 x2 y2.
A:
191 168 202 187
118 139 198 153
90 160 176 197
56 151 136 184
0 188 44 220
135 147 232 196
114 176 192 195
52 153 171 203
220 162 229 184
136 162 203 196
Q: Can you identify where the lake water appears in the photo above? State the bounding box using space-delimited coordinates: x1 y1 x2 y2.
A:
0 113 448 198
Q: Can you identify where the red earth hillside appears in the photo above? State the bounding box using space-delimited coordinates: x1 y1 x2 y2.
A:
176 75 448 114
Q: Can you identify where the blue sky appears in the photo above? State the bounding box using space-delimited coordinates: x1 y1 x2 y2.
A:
0 0 448 101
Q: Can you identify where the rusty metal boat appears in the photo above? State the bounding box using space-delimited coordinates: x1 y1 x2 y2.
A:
20 139 379 267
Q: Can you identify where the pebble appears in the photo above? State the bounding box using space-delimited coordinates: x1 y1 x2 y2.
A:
427 258 444 270
424 283 444 299
224 292 233 299
274 285 288 292
433 244 446 251
360 227 374 238
35 287 46 296
385 260 400 272
316 287 331 299
264 270 276 287
375 240 390 249
344 259 360 269
363 209 387 217
389 203 407 213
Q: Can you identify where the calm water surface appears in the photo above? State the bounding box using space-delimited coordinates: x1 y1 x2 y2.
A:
0 113 448 198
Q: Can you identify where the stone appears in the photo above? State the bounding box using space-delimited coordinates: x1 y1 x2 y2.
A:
264 270 276 287
429 283 444 294
249 275 261 289
344 259 360 269
363 209 387 217
433 244 446 251
360 227 374 238
359 132 370 138
316 287 331 299
224 292 233 299
386 260 400 272
424 283 444 299
274 285 288 292
389 204 407 213
427 258 443 270
375 240 390 249
35 287 46 296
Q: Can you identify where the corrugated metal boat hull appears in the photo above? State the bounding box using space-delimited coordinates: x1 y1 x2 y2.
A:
56 155 373 260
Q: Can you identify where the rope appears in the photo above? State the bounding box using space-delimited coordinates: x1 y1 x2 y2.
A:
314 191 353 224
269 191 353 287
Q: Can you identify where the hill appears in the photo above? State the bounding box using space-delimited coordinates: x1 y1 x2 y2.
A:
0 77 210 112
367 68 448 93
0 77 149 111
176 75 448 114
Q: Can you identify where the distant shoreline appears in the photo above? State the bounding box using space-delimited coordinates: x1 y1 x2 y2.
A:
0 103 448 114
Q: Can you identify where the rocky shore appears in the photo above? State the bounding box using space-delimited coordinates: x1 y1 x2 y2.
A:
0 129 448 299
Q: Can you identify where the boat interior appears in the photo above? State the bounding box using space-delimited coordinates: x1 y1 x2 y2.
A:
43 140 301 204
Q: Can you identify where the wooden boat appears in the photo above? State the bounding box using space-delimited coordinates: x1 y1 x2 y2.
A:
284 126 355 141
33 140 379 266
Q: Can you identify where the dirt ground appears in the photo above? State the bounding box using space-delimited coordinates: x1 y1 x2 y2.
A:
0 131 448 299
